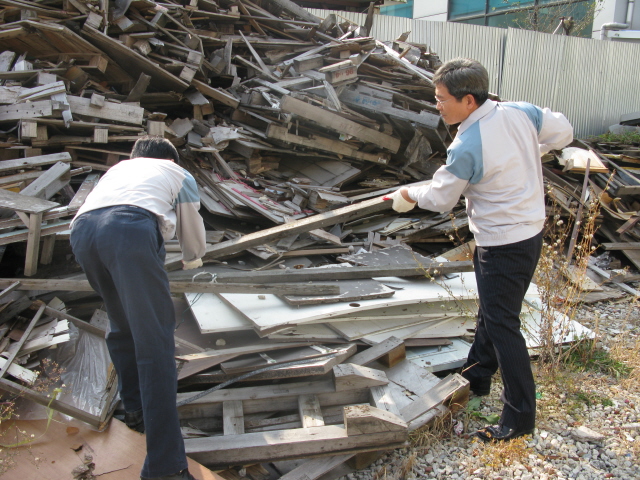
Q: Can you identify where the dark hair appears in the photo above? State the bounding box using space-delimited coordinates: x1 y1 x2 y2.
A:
433 58 489 106
131 136 179 162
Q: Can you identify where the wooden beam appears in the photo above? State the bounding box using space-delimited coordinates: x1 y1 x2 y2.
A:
347 337 405 367
24 212 43 277
601 242 640 250
185 407 406 467
168 195 394 268
170 261 474 283
223 400 245 435
192 79 240 108
67 95 144 125
266 124 389 165
81 25 189 92
0 278 340 295
298 394 325 427
0 152 72 174
280 96 400 153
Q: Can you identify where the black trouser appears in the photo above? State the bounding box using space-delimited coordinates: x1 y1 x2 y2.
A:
462 230 543 431
70 205 188 478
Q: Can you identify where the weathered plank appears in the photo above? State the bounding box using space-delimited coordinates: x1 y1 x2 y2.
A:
167 195 394 268
0 278 340 295
67 96 144 125
280 96 400 153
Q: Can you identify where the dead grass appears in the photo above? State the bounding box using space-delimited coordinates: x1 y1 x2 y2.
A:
409 411 453 449
609 334 640 394
473 436 534 469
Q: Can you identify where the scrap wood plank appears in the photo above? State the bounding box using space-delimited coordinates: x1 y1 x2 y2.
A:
186 261 473 283
0 376 105 428
178 363 385 418
179 345 356 385
332 363 389 391
338 88 440 129
167 195 396 268
0 100 53 121
67 96 144 125
347 336 406 368
278 454 355 480
19 161 70 200
0 278 339 295
601 242 640 250
399 373 469 430
81 25 189 92
223 400 245 435
192 79 240 108
298 394 324 427
280 95 400 153
266 124 389 165
0 188 59 214
184 406 406 467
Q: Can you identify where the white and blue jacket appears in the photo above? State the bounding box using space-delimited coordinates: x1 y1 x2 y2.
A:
407 100 573 246
72 157 206 262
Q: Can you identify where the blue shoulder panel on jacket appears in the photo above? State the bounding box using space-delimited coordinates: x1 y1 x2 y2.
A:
445 121 483 184
176 174 200 205
503 102 543 133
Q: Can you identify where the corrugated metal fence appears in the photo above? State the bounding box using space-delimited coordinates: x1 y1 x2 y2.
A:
307 9 640 138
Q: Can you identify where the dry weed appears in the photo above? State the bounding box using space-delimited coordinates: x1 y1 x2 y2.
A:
609 334 640 394
473 436 534 469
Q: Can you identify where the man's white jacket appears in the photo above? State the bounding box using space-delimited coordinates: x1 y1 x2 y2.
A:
407 100 573 246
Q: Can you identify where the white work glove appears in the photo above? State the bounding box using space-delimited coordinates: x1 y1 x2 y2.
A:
383 189 416 213
182 258 203 270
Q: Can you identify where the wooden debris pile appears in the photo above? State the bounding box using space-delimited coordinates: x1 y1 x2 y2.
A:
0 0 639 476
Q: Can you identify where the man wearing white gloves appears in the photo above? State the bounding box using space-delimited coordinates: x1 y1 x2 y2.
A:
387 58 573 443
70 136 206 480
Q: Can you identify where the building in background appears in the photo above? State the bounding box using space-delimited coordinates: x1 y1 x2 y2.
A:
377 0 640 41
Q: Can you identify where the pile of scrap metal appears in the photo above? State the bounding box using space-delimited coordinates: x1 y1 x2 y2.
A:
0 0 636 477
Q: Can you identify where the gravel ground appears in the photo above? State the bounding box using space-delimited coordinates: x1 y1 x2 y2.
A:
342 296 640 480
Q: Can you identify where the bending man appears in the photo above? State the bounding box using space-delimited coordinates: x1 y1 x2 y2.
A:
70 136 206 479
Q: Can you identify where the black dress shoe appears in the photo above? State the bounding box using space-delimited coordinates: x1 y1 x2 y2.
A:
476 424 534 442
141 468 196 480
124 409 145 434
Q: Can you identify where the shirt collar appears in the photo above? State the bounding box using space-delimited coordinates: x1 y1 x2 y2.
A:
456 99 497 135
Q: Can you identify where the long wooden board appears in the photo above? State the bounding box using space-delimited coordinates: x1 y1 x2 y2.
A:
81 25 189 92
166 195 395 268
280 96 400 153
185 407 406 467
0 278 340 295
266 124 389 164
67 96 144 125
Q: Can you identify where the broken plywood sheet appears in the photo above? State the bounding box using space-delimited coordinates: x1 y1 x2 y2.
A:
0 417 221 480
328 315 454 341
282 279 396 306
219 273 481 335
